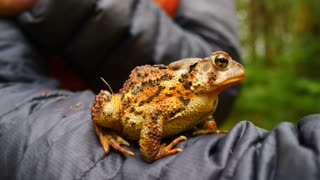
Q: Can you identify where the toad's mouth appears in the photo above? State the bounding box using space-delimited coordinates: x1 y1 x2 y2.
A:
214 74 246 93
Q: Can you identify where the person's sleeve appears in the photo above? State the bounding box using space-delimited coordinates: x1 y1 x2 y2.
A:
0 19 48 83
0 18 96 179
16 0 240 121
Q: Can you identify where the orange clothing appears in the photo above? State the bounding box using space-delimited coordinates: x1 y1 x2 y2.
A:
153 0 180 17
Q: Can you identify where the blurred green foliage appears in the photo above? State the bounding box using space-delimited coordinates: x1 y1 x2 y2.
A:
222 0 320 130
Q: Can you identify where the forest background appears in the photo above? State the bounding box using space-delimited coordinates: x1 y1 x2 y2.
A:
223 0 320 130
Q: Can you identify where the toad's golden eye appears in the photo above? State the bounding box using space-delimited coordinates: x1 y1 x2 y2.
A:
212 55 229 70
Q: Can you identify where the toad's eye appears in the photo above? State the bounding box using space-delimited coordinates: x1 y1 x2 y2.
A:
212 55 229 70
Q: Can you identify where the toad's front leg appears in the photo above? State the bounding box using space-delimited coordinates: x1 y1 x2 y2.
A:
192 115 228 136
139 111 187 162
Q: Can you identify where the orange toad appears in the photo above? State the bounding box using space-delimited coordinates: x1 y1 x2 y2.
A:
91 51 245 162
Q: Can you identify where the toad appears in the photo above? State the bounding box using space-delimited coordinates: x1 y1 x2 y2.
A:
91 51 245 162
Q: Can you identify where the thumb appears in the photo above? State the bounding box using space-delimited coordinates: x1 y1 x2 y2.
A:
0 0 37 16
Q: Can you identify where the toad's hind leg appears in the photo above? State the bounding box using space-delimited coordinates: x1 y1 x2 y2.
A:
139 111 187 162
192 115 228 136
94 125 134 156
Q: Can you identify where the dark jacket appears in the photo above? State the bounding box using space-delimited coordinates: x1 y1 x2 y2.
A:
0 0 319 179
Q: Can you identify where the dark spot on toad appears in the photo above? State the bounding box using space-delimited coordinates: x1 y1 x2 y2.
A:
130 107 135 113
178 73 192 90
122 98 131 110
179 96 190 106
125 117 130 123
160 74 172 81
183 81 192 90
145 86 165 103
208 72 217 83
134 111 143 115
189 62 198 73
169 108 185 118
139 100 146 106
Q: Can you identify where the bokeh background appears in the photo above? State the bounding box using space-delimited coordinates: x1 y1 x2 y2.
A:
222 0 320 130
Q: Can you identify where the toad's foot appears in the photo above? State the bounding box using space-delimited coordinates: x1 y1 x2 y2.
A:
155 136 187 161
192 116 228 136
95 125 134 156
